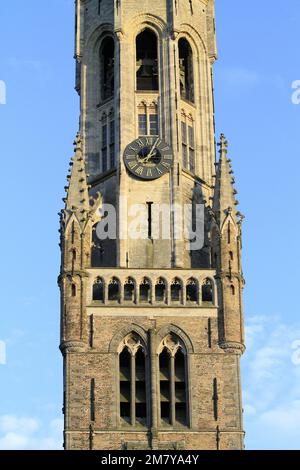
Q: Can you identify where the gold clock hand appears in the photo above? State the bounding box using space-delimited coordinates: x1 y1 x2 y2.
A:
144 137 159 162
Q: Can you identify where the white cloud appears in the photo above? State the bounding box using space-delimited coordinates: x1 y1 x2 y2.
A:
0 416 63 450
259 401 300 433
0 415 39 435
243 314 300 449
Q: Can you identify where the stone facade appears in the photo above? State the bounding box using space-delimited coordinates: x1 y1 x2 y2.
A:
59 0 246 450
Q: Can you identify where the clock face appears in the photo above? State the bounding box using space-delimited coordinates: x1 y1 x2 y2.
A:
123 136 173 180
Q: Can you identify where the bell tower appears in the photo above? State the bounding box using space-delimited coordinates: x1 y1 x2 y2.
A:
59 0 246 450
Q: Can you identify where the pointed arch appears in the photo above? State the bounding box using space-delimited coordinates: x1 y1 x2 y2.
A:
155 277 167 303
156 324 194 354
64 212 81 240
220 213 238 238
139 277 151 303
99 35 115 102
201 278 214 305
124 277 136 302
158 332 190 427
109 324 148 353
117 332 149 426
186 277 198 303
92 276 105 302
108 277 121 302
178 37 194 102
171 277 183 303
136 28 159 91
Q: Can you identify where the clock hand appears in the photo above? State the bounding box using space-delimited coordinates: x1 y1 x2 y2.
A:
144 137 159 162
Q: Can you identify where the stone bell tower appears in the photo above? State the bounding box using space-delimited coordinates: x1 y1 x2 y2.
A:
59 0 246 450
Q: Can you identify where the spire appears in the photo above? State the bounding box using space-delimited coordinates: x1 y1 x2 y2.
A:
213 134 239 226
64 133 90 214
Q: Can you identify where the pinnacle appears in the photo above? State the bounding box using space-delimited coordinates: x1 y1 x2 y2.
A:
213 134 239 225
64 132 90 213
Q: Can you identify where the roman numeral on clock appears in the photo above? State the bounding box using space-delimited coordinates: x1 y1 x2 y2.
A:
135 166 144 175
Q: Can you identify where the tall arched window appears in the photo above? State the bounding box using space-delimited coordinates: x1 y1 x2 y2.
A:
100 36 115 102
171 278 183 303
155 278 167 303
159 334 189 427
93 277 104 302
136 29 158 91
124 277 135 302
178 38 194 102
119 333 148 426
139 278 151 303
71 283 77 297
138 102 159 136
186 278 198 303
181 112 195 173
202 279 214 305
108 277 120 302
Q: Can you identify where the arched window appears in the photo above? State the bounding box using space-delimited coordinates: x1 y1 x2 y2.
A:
138 102 159 136
136 29 158 91
202 279 214 304
181 112 195 173
171 278 183 302
93 277 104 302
231 284 235 296
124 277 135 302
186 278 198 303
159 334 188 427
178 38 194 102
119 333 148 426
108 277 120 302
101 113 108 172
100 36 115 102
71 283 77 297
155 278 167 303
119 347 131 423
139 278 151 303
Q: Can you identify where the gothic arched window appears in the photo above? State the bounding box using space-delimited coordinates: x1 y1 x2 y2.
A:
181 112 195 173
202 278 214 304
93 277 104 302
124 277 135 302
186 278 198 303
138 102 159 136
159 334 189 427
71 283 77 297
91 223 104 267
108 277 120 302
119 333 148 426
171 278 183 303
100 36 115 102
136 29 159 91
178 38 194 102
155 278 167 303
139 278 151 303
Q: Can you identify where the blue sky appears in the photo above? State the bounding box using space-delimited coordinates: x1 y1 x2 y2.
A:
0 0 300 450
